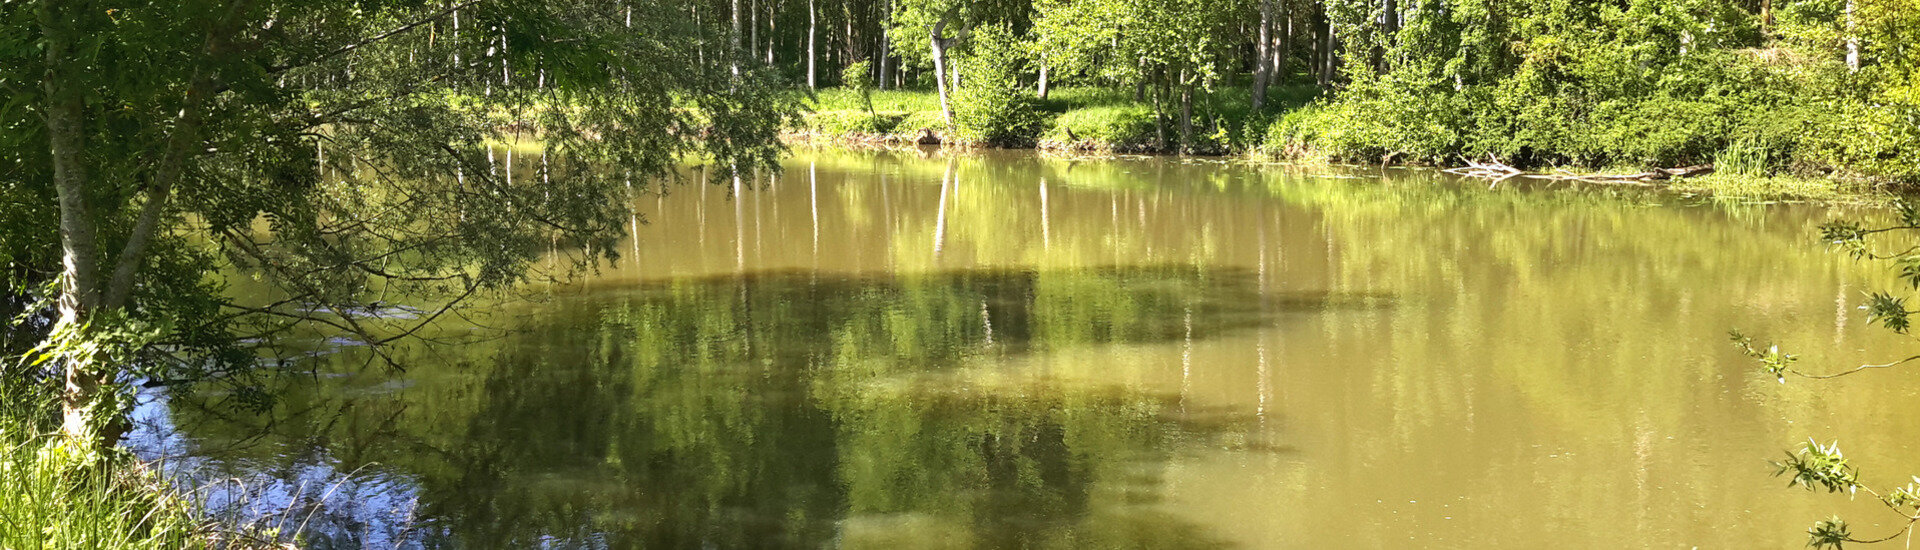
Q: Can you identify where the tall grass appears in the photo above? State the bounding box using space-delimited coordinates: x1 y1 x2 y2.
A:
0 437 207 549
0 376 212 550
1715 136 1774 177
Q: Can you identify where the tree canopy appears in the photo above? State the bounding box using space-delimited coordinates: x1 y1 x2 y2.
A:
0 0 794 443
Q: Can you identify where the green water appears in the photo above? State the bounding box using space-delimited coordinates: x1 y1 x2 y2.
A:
143 149 1920 548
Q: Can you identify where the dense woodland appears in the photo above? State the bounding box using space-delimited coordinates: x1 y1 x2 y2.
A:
756 0 1918 182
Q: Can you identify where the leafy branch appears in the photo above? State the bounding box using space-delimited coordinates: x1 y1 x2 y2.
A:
1772 440 1920 549
1737 200 1920 548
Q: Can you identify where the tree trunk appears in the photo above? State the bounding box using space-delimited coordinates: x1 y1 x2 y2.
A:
1276 2 1291 84
1252 0 1275 109
1179 75 1194 152
930 13 956 126
1844 0 1859 72
878 0 892 89
808 0 817 88
731 0 743 77
1318 15 1336 87
41 2 114 445
1037 58 1050 100
1760 0 1773 35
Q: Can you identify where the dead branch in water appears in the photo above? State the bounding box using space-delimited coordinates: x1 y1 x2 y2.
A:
1444 154 1715 187
1442 154 1524 188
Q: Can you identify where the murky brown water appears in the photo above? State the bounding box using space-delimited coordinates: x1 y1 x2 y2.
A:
142 148 1920 548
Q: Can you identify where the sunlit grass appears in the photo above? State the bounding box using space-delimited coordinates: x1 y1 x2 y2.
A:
0 381 216 550
0 435 210 549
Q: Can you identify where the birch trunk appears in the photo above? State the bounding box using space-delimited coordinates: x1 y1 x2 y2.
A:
808 0 817 88
1844 0 1859 72
731 0 744 77
930 14 956 126
1037 59 1049 100
1252 0 1275 109
42 5 110 444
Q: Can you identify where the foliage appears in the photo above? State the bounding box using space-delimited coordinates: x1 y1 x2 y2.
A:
843 59 877 115
804 110 902 135
0 0 798 446
1775 439 1858 493
1257 0 1920 183
895 110 952 135
950 25 1045 146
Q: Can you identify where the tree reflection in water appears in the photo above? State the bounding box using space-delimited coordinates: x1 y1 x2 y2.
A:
146 267 1378 549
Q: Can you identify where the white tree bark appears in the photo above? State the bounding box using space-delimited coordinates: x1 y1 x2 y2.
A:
1845 0 1859 73
930 14 956 126
808 0 817 88
1253 0 1274 109
731 0 743 77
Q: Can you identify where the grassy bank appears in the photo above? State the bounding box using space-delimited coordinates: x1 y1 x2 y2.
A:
794 84 1318 154
793 85 1902 201
0 383 216 549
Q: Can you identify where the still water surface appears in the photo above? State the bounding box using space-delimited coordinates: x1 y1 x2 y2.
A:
137 149 1920 548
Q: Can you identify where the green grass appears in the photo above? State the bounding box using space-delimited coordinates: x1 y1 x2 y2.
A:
0 381 222 550
805 88 945 114
1040 104 1158 150
796 83 1323 153
0 437 210 550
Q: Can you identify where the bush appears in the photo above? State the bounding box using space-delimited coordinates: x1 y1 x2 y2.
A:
841 60 875 115
950 25 1046 146
1262 100 1391 161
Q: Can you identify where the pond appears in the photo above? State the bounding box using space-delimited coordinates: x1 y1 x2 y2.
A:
133 148 1920 548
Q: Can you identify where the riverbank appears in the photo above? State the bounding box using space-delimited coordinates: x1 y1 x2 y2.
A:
0 386 211 549
791 87 1900 203
795 85 1317 155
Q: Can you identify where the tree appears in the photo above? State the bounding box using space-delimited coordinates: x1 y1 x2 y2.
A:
886 0 1031 127
0 0 794 446
1029 0 1246 151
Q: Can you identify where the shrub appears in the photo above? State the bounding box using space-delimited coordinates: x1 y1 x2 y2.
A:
950 25 1046 146
841 60 875 115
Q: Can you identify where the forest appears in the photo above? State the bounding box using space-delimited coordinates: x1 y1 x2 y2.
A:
769 0 1920 184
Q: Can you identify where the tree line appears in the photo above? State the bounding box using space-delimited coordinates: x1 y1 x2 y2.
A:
744 0 1915 178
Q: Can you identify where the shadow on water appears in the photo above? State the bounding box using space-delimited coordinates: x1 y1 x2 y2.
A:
138 266 1386 549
